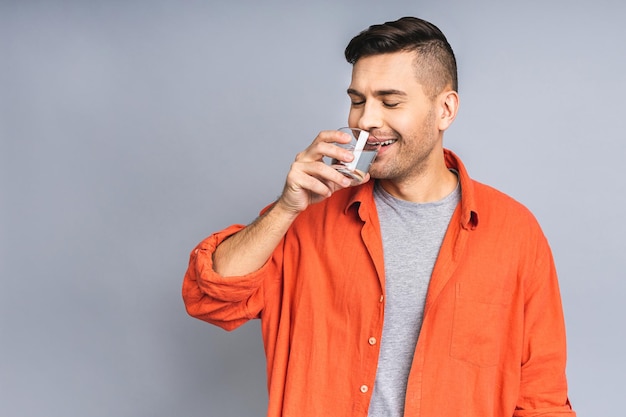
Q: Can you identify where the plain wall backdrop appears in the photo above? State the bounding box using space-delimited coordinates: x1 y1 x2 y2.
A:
1 0 624 416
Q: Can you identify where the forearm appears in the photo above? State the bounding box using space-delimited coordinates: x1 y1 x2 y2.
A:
182 223 276 331
213 199 300 277
213 129 357 277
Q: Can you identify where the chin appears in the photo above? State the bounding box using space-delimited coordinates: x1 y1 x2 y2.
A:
367 166 380 179
368 161 389 178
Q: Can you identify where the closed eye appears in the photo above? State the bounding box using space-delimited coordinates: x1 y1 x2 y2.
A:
347 88 366 107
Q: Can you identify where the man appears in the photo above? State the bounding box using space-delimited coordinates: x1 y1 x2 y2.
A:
182 16 576 417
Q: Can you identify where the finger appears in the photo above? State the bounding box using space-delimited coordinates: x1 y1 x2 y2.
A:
291 160 352 192
296 141 354 165
295 130 353 160
315 129 352 144
286 168 334 198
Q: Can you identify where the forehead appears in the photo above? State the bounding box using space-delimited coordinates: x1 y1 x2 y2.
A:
349 51 422 93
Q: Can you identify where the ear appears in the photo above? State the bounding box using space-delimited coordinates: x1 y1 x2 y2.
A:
437 90 459 131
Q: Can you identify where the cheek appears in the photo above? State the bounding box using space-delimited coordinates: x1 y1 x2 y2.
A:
396 108 434 134
385 112 413 134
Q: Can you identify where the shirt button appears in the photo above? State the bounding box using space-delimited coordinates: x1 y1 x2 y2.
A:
379 295 384 303
368 337 377 345
360 384 369 393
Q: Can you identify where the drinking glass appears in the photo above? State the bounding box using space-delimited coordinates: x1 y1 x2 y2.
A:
330 127 380 182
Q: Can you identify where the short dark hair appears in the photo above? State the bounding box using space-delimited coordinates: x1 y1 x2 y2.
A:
344 16 458 97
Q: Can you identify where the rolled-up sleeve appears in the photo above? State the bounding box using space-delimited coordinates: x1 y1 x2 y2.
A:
182 224 282 331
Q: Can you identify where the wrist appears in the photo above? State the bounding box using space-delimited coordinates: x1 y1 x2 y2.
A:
272 198 303 221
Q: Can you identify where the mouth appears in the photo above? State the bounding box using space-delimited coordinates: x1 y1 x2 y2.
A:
367 139 397 148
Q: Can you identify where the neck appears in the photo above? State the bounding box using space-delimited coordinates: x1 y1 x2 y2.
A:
378 163 458 203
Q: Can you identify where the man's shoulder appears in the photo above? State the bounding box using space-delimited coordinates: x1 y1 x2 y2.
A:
472 179 521 204
470 179 540 227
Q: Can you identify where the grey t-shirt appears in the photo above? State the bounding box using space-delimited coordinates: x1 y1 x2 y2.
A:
368 179 460 417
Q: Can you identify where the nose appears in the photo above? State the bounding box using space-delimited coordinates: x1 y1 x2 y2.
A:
350 101 383 132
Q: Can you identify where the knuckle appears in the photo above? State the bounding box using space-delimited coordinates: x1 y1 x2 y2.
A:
294 151 306 161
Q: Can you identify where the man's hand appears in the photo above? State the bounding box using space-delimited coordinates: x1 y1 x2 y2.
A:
212 129 370 277
275 129 370 214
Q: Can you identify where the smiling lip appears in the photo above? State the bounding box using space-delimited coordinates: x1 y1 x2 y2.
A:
367 139 397 146
366 139 396 158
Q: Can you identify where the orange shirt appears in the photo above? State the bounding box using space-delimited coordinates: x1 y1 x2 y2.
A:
182 150 575 417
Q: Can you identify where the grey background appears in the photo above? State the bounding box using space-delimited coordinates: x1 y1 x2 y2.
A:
1 0 624 416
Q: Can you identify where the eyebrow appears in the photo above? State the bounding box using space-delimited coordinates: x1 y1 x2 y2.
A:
347 88 408 98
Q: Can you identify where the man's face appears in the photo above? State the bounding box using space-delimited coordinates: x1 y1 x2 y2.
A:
347 51 444 183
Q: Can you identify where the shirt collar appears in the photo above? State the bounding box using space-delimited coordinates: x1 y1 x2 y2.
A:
444 149 479 230
344 148 479 230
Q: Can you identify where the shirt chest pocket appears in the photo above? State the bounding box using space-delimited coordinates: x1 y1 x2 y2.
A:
449 280 513 367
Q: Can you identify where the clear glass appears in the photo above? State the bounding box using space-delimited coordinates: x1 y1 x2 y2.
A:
330 127 380 182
